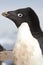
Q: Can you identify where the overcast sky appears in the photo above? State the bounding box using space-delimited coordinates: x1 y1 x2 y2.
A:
0 0 43 37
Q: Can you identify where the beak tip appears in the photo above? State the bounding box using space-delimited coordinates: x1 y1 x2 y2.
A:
1 13 4 16
2 12 8 16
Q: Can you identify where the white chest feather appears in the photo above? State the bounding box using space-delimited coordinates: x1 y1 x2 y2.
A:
13 22 43 65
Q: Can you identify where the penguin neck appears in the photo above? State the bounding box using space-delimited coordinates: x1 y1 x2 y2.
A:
17 22 33 42
29 21 42 34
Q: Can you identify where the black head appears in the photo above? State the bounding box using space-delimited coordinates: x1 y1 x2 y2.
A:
2 7 42 33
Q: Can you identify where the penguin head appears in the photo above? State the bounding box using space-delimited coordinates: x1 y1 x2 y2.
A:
2 7 41 33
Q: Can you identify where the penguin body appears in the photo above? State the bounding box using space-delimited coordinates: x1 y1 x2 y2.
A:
13 22 43 65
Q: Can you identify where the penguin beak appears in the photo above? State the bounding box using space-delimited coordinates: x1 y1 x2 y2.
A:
2 12 9 17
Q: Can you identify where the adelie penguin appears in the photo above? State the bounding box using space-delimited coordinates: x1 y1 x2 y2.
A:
2 7 43 54
0 45 5 51
13 22 43 65
0 45 5 65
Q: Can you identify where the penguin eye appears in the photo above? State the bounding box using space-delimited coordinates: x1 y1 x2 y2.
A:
17 13 23 17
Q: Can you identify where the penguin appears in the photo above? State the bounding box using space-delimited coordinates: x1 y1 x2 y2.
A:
0 45 5 65
2 7 41 33
0 45 5 51
2 7 43 54
0 44 14 65
13 22 43 65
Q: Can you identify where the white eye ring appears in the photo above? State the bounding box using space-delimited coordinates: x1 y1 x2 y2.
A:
18 13 23 17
